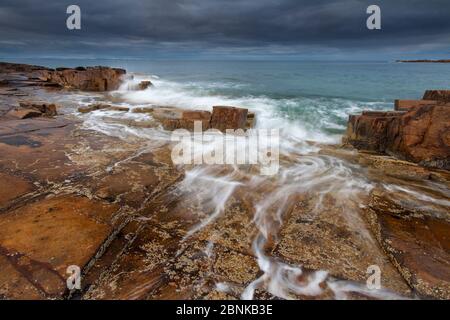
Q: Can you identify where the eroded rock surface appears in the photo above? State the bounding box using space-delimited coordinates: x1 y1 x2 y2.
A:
423 90 450 102
344 92 450 170
210 106 248 132
365 188 450 299
36 67 126 91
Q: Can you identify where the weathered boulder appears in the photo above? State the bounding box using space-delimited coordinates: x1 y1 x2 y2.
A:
344 103 450 170
246 111 256 129
0 62 51 73
19 101 57 117
343 111 404 152
36 66 126 91
148 106 252 131
138 80 152 90
423 90 450 102
386 104 450 169
210 106 248 132
178 110 211 131
153 107 211 131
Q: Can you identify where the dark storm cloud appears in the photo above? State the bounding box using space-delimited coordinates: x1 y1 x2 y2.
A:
0 0 449 58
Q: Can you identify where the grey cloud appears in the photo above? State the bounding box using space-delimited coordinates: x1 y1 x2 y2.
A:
0 0 449 58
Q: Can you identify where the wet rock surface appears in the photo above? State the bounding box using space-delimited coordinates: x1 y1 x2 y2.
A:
0 62 125 92
365 188 450 299
0 63 449 300
35 66 126 92
344 93 450 170
210 106 249 132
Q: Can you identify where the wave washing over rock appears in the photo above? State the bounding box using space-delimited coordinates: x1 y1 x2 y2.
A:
0 62 449 300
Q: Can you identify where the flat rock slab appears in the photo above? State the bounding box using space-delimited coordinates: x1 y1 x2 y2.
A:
274 193 412 297
0 118 72 136
0 122 81 183
0 195 119 299
0 173 35 210
366 189 450 299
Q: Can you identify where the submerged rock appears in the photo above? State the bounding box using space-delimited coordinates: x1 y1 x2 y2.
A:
132 106 154 114
106 106 130 112
78 103 115 113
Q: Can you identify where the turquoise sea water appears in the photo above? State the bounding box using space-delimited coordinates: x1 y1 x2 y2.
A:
5 58 450 139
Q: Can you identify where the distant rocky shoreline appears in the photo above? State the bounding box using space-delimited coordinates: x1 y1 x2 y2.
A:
0 62 448 300
397 59 450 63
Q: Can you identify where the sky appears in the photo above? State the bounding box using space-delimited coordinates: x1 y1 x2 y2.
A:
0 0 449 60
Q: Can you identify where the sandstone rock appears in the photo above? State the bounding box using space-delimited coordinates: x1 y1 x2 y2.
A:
160 110 211 131
102 117 158 128
132 107 154 114
246 111 256 129
6 108 42 119
152 107 184 120
78 103 111 113
343 111 402 152
180 110 211 130
0 195 118 299
151 107 212 131
423 90 450 102
0 173 35 210
19 101 58 117
394 100 438 111
138 80 153 90
37 66 126 92
365 188 450 299
150 106 251 132
210 106 248 132
344 104 450 170
386 104 450 169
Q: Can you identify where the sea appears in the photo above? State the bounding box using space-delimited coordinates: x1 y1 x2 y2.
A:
5 58 450 143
